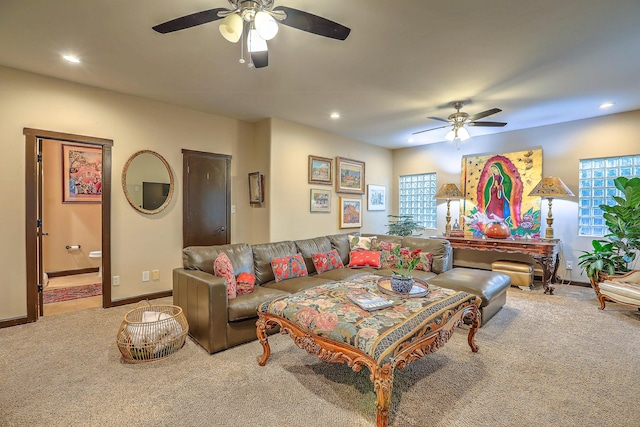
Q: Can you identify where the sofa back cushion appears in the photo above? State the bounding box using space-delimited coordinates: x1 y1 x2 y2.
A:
327 233 351 266
183 243 254 275
363 233 403 246
252 240 298 285
295 236 332 274
401 237 452 274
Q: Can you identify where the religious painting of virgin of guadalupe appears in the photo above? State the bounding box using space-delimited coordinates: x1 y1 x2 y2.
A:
461 148 543 238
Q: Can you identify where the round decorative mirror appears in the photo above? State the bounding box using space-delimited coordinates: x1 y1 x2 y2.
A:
121 150 174 214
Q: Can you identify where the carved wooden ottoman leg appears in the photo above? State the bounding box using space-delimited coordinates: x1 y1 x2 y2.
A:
372 363 394 427
256 314 272 366
466 305 481 353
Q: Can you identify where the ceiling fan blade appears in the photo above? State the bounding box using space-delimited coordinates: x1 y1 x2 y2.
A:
251 50 269 69
467 121 507 127
152 8 228 34
468 108 502 121
273 6 351 40
412 125 450 135
427 116 450 123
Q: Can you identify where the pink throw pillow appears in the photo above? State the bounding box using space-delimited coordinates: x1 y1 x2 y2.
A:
348 250 382 268
236 272 255 294
311 249 345 274
214 253 237 300
270 253 309 282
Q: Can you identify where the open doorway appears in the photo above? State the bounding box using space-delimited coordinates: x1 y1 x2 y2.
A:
24 128 113 322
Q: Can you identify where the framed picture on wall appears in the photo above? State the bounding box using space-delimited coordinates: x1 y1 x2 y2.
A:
310 188 331 213
249 171 264 206
339 197 362 228
62 144 102 203
336 157 365 194
308 155 332 185
367 184 386 211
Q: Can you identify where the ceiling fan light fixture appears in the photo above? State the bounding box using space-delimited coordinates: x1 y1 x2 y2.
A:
458 127 470 141
219 13 243 43
248 28 268 53
255 11 279 40
445 129 456 141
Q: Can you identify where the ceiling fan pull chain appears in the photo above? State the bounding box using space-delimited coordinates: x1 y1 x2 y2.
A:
239 20 246 64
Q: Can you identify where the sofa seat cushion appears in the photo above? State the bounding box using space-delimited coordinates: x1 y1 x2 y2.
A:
228 286 290 322
427 267 510 307
264 276 332 294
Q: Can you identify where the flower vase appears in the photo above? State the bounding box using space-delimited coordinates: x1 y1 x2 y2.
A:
390 274 414 294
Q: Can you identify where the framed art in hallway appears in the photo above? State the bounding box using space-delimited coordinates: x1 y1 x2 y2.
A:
62 144 102 203
249 171 264 206
367 184 386 211
336 157 365 194
308 155 332 185
310 188 331 213
339 197 362 228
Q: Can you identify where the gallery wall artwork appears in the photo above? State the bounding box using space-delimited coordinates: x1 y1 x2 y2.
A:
310 188 331 213
62 144 102 203
461 148 542 238
308 155 332 185
339 197 362 228
336 157 365 194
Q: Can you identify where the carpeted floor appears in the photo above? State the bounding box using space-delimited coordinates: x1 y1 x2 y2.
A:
43 283 102 304
1 284 639 426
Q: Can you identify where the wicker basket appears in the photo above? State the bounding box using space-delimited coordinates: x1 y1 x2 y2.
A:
116 301 189 363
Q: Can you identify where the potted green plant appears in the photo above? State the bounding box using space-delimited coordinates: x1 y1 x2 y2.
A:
578 176 640 282
386 214 424 237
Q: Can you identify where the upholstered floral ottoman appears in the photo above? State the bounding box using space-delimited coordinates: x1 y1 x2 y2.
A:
256 274 481 427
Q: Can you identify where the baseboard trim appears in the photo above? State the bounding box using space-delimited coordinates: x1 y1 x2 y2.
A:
0 316 30 329
47 267 100 278
109 290 172 307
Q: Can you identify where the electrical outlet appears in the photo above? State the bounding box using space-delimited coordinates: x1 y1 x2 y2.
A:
152 270 160 280
112 275 120 286
566 261 573 270
142 271 150 282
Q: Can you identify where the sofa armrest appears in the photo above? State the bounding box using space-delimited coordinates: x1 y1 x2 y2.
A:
173 268 228 354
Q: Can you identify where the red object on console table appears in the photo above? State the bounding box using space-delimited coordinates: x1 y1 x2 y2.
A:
444 236 561 295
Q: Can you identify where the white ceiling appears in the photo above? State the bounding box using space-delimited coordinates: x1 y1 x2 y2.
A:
1 0 639 149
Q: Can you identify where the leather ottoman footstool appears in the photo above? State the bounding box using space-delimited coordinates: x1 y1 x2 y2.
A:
491 260 534 290
428 267 511 326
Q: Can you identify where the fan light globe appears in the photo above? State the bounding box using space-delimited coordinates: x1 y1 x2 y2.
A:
445 129 456 141
219 13 243 43
458 127 470 141
255 11 279 40
248 29 268 52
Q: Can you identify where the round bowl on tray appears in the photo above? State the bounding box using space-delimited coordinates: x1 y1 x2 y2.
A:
377 278 429 298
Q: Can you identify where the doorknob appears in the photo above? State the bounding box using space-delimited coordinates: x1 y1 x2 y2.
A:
41 232 49 236
218 226 226 233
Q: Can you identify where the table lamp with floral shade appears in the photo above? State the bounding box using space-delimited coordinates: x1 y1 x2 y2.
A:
435 183 463 234
528 176 575 240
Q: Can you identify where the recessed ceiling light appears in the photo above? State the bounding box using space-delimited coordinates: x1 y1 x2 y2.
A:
63 54 80 63
330 112 340 119
599 101 615 109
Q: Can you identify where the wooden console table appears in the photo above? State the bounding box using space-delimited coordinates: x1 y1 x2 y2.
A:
443 236 561 294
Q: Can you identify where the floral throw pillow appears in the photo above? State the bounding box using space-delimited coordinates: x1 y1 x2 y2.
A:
311 249 345 274
348 250 382 268
236 272 255 294
348 235 377 251
271 253 309 282
371 240 401 269
213 252 237 300
415 252 434 272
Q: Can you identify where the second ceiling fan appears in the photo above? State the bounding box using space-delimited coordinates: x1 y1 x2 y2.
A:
152 0 351 68
413 101 507 141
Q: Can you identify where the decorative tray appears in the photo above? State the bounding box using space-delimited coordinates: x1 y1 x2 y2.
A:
377 278 429 298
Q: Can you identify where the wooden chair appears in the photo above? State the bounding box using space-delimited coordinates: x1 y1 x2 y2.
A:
591 270 640 311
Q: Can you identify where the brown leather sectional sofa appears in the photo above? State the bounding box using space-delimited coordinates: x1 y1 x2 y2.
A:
173 233 511 354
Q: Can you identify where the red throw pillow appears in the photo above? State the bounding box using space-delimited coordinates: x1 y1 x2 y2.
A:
270 253 309 282
213 253 236 300
415 252 434 272
348 250 381 268
236 272 255 294
311 249 345 274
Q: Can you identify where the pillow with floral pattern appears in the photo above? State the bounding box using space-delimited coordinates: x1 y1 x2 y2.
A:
348 250 382 268
370 240 401 269
213 252 237 300
415 252 434 272
348 235 377 251
311 249 345 274
236 272 255 294
270 253 309 282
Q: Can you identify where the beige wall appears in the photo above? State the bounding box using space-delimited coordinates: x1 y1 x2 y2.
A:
393 109 640 282
0 66 256 319
269 118 393 241
42 139 102 272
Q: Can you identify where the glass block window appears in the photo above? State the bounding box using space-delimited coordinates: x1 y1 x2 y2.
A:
399 173 437 229
578 154 640 236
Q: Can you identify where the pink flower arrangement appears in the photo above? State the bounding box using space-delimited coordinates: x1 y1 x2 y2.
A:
392 246 423 278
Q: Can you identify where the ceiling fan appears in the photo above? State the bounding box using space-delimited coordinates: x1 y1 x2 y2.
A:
152 0 351 69
413 101 507 141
